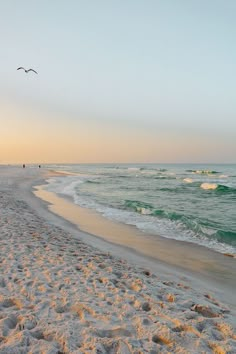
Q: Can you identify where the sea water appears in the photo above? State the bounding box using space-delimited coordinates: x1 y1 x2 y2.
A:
43 164 236 255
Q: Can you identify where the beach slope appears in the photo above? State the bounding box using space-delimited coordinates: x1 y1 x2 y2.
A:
0 166 235 353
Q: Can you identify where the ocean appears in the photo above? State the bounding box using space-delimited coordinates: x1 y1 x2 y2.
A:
43 163 236 255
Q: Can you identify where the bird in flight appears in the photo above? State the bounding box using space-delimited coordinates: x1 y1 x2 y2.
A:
17 67 38 74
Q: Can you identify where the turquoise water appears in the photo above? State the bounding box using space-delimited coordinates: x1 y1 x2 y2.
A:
44 164 236 255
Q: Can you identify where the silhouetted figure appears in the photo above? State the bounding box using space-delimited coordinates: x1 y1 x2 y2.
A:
17 67 38 74
23 164 25 168
38 165 41 168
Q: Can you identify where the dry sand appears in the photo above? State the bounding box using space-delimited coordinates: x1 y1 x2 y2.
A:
0 166 235 353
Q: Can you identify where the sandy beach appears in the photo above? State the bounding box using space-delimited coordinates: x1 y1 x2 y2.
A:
0 166 235 353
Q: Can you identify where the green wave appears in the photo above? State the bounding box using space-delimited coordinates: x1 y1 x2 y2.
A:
215 230 236 246
152 209 185 221
216 184 236 194
123 199 236 247
124 200 184 220
186 169 220 174
124 200 154 212
200 183 236 194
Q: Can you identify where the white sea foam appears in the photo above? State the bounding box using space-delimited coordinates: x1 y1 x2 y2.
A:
46 176 85 198
136 207 152 215
183 178 193 183
200 183 218 190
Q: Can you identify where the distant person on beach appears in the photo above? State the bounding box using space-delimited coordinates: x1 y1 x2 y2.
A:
38 165 41 168
22 164 25 168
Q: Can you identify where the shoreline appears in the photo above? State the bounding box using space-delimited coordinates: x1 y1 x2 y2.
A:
34 174 236 308
0 166 235 353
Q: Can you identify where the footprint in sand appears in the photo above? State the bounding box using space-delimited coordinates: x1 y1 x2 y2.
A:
0 296 15 308
142 269 151 277
0 278 6 287
191 304 221 318
142 302 152 312
17 315 38 331
96 327 132 338
0 315 18 333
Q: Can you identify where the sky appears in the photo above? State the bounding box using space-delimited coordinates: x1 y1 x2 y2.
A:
0 0 236 164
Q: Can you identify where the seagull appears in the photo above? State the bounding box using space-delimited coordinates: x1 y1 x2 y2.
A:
17 67 38 74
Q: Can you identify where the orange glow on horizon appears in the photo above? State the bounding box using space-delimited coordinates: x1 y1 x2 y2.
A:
1 101 235 164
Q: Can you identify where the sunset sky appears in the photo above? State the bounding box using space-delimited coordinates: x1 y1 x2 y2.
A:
1 0 235 164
